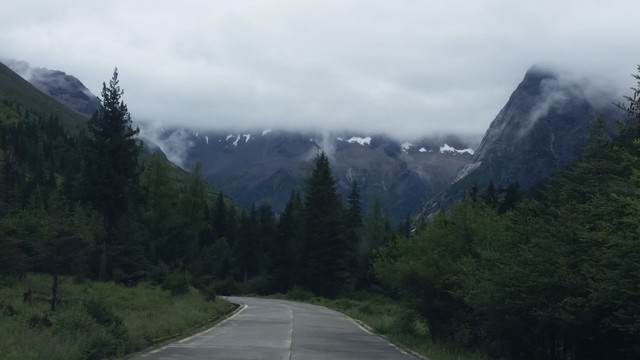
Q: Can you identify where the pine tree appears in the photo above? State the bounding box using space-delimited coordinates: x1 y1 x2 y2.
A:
618 65 640 135
302 152 347 298
80 68 142 280
235 206 259 283
345 180 362 288
271 191 304 292
212 191 227 240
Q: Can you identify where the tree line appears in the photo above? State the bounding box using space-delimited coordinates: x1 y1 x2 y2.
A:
0 69 397 306
3 66 640 360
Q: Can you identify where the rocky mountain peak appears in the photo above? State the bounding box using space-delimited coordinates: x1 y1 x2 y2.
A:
420 66 624 218
1 59 100 117
463 66 620 189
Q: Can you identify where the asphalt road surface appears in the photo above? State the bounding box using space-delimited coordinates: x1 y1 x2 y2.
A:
134 296 419 359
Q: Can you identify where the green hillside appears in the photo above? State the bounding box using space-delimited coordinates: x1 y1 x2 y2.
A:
0 62 87 132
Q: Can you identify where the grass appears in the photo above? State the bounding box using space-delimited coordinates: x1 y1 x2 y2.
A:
0 274 235 360
274 289 488 360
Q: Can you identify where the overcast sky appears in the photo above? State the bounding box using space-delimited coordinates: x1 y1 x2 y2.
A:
1 1 639 139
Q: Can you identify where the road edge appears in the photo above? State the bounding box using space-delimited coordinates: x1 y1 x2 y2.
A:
119 299 243 359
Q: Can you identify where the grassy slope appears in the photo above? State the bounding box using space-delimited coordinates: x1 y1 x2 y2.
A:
0 62 87 132
0 274 235 360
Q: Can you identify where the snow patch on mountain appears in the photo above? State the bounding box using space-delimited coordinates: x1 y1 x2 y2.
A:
419 147 428 153
346 136 371 146
244 134 251 143
401 142 412 152
440 144 475 155
205 136 209 144
262 129 272 136
232 135 240 146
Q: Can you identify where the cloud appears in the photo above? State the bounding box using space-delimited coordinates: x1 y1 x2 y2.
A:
1 0 639 139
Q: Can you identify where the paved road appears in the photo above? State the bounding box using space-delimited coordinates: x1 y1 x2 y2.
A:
134 296 419 359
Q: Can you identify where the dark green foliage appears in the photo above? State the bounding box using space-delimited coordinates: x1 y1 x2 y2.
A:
7 60 640 360
356 196 394 290
374 69 640 359
0 62 87 132
235 205 260 283
618 65 640 133
270 191 303 293
162 271 192 296
212 191 227 239
301 152 349 298
80 68 142 280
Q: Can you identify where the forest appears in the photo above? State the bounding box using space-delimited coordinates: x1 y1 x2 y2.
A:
1 67 640 360
0 69 397 306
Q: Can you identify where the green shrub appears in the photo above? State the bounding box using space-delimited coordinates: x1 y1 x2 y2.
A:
393 310 419 334
149 262 170 285
359 303 373 315
51 304 127 360
84 298 130 357
162 271 192 296
286 286 315 301
244 275 272 295
214 276 242 295
192 276 217 301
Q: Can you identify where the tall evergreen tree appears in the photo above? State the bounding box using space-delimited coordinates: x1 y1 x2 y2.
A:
80 68 142 280
234 206 259 283
271 191 304 292
345 180 363 288
302 152 347 298
212 191 227 240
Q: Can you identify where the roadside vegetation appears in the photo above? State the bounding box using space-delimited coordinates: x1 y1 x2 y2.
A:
274 289 487 360
0 273 234 360
2 62 640 360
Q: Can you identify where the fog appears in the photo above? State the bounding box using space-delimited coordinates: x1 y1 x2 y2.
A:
2 1 639 139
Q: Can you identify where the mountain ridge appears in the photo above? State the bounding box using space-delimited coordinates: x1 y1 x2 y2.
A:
4 58 623 222
0 61 88 132
142 125 475 220
420 66 624 217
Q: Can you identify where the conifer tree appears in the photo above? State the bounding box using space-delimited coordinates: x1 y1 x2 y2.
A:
178 162 209 265
80 68 142 280
271 191 303 292
139 155 179 263
235 206 259 283
212 191 227 240
302 152 347 298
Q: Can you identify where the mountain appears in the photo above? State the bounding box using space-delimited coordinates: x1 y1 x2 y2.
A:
0 61 88 131
1 59 100 118
420 66 623 215
143 126 476 221
10 59 620 222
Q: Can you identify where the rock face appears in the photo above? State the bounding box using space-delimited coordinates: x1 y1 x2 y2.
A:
2 59 100 117
144 127 475 221
421 66 623 216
